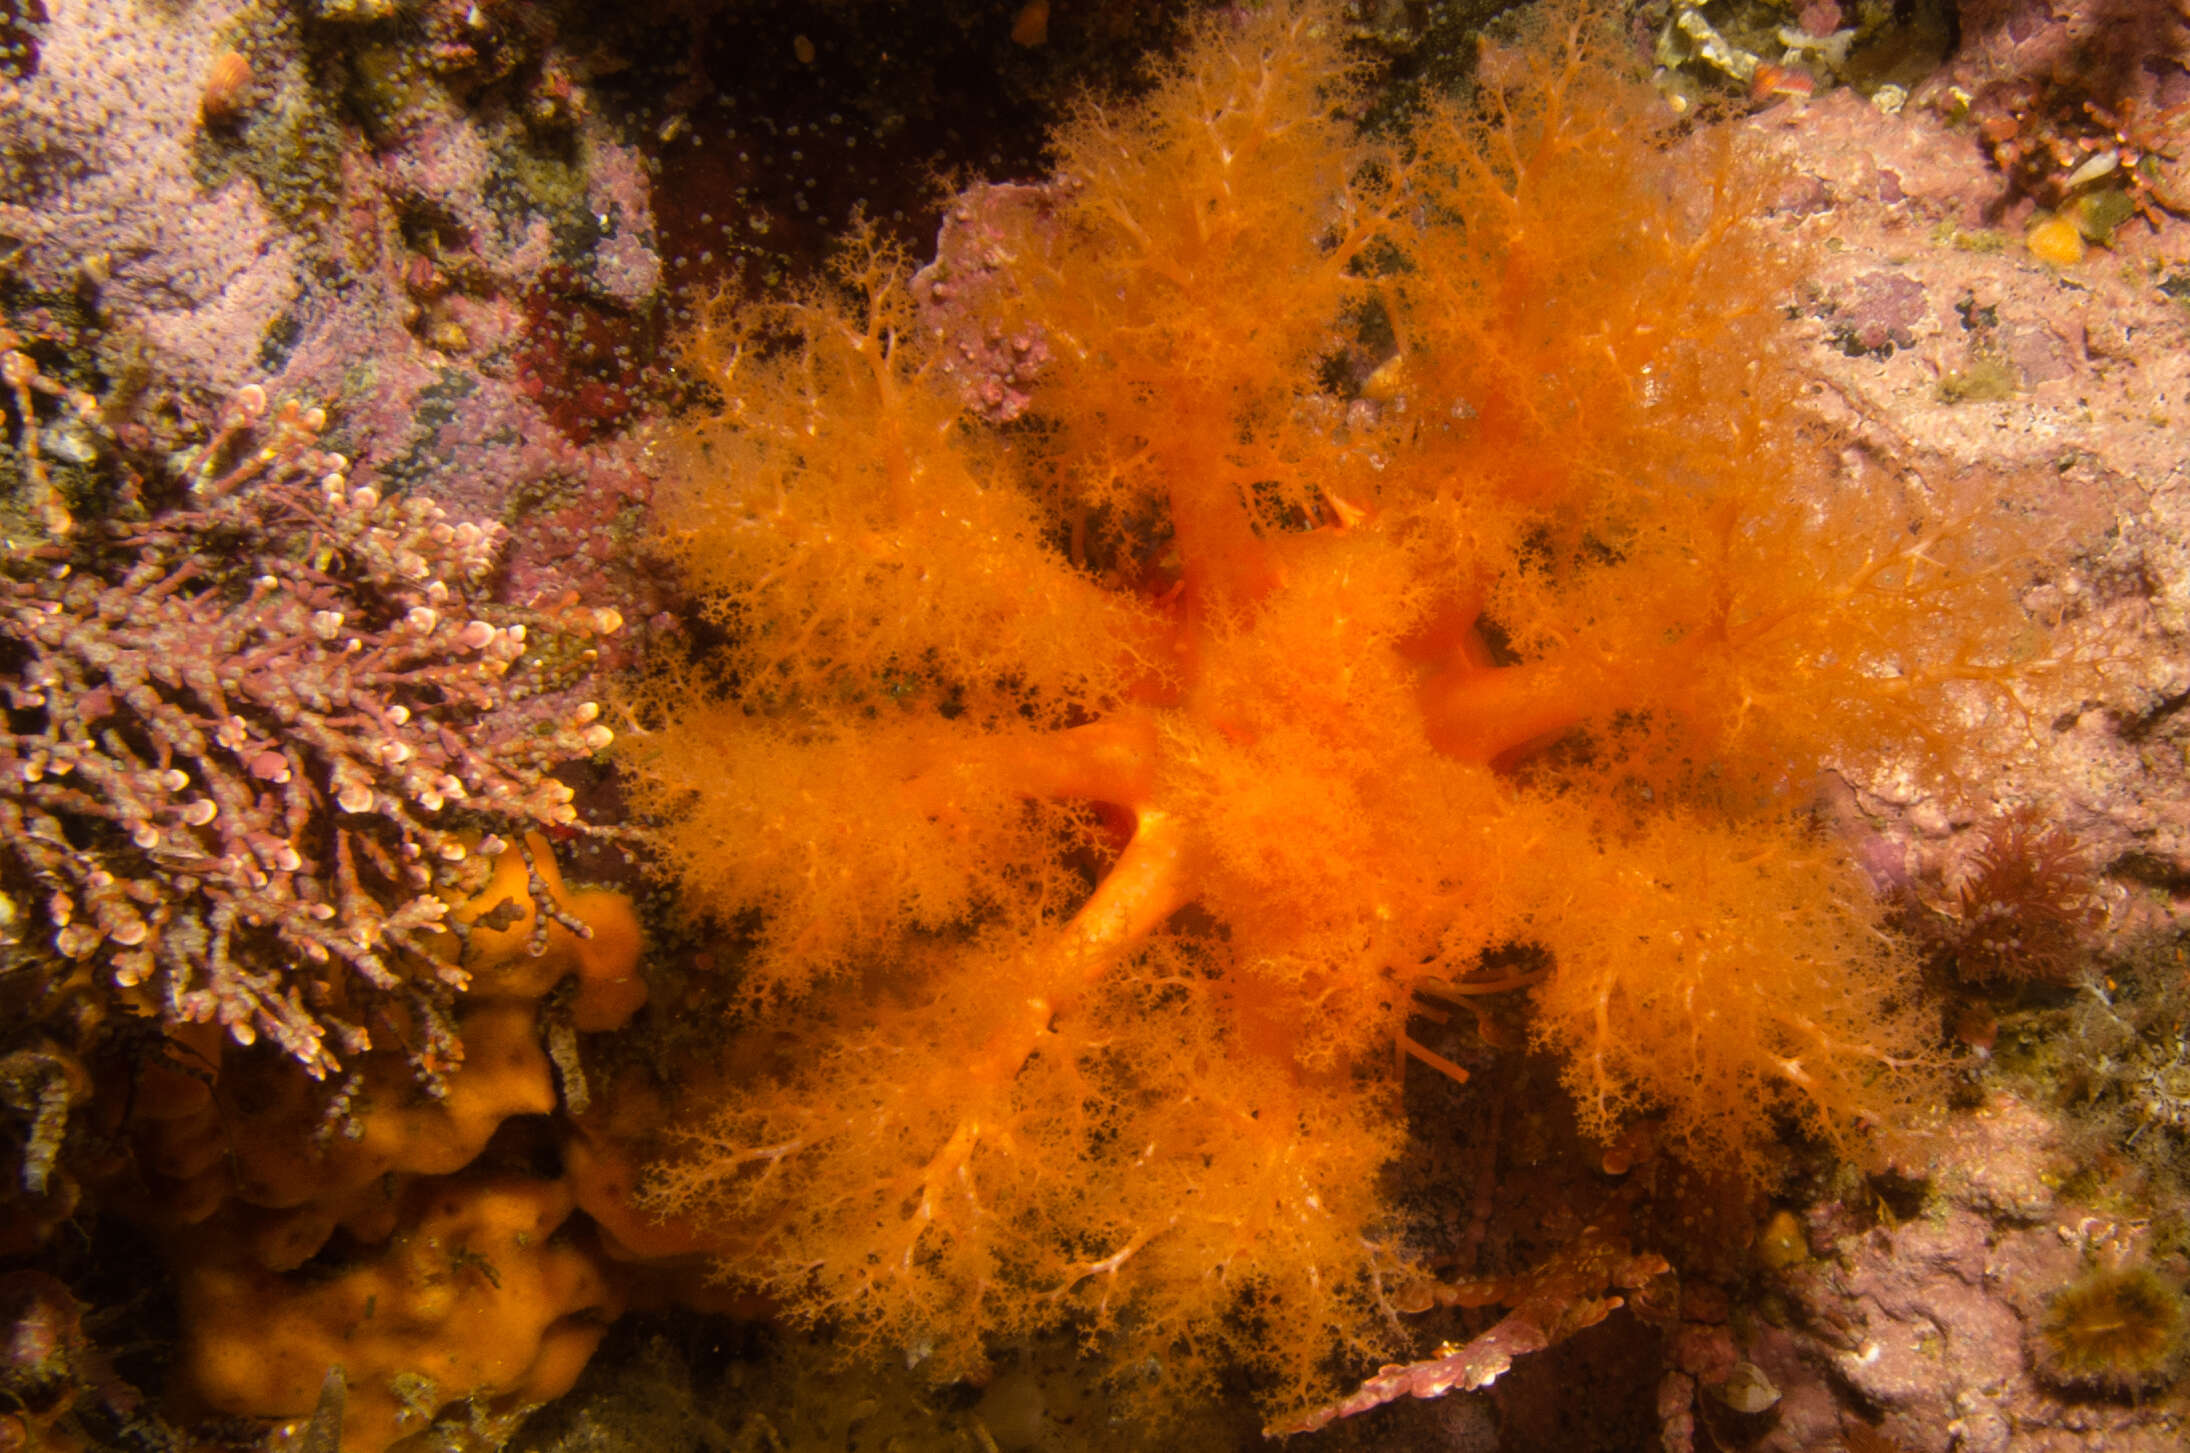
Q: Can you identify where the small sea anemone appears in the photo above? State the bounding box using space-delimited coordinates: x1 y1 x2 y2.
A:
1948 810 2103 984
2030 1264 2185 1394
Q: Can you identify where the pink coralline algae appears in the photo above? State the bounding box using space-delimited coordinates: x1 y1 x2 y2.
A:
1827 269 1928 355
1946 0 2190 110
1752 1094 2190 1453
0 0 666 628
281 78 663 624
0 388 622 1083
911 184 1058 423
0 0 297 400
1729 38 2190 948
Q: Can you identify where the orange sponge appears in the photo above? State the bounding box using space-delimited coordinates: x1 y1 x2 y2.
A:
124 837 647 1451
174 1176 624 1453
